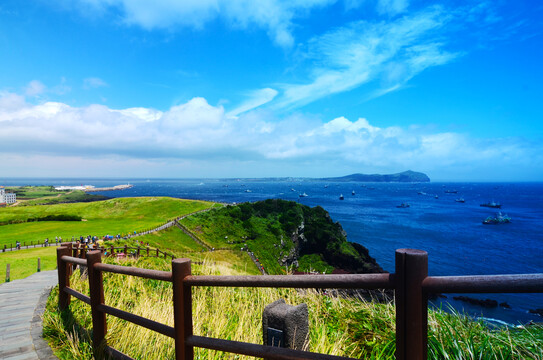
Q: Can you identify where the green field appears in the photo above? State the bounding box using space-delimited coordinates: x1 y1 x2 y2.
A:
0 246 57 282
0 197 215 247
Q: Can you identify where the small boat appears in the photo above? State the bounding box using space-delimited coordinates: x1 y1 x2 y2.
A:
352 190 355 195
480 201 501 209
339 194 344 200
483 212 511 225
418 191 427 195
245 189 252 193
444 190 458 194
324 185 329 188
455 198 465 203
434 195 439 199
290 188 296 192
396 203 410 208
299 192 308 197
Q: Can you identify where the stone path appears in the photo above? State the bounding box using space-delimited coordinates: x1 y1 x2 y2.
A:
0 270 58 360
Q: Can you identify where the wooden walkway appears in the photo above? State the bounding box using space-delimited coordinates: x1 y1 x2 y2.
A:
0 270 58 360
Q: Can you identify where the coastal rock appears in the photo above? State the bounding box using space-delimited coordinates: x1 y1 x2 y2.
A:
529 308 543 316
453 296 498 308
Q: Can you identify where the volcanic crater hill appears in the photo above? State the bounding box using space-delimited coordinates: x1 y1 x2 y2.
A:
182 199 383 275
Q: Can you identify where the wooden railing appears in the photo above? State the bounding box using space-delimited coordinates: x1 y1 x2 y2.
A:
56 246 543 360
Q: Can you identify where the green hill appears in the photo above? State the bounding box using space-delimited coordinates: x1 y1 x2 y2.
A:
179 199 383 275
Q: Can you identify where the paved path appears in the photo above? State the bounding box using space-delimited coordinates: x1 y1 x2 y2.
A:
0 270 58 360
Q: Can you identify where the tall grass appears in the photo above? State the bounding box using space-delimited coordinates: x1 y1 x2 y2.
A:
43 256 542 359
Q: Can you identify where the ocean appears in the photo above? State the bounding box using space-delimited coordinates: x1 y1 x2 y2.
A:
3 178 542 325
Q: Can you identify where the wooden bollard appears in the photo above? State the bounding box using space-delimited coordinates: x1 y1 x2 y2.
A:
5 264 10 282
156 248 159 257
137 246 140 257
147 247 150 256
3 245 5 253
37 258 41 272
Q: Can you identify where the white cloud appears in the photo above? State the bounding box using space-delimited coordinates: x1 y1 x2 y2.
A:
227 88 278 116
274 6 458 109
83 77 108 89
75 0 333 47
25 80 46 96
1 92 540 180
376 0 408 16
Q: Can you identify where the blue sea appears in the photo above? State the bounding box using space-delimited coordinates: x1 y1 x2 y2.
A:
3 178 542 325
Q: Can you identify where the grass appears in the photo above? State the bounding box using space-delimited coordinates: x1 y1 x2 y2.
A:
0 197 214 247
42 256 543 359
0 246 58 282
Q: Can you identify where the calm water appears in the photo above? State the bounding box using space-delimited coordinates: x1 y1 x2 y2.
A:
3 178 542 324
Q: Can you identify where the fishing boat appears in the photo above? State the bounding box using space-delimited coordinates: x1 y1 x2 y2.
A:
483 212 511 225
339 194 344 200
396 203 410 208
299 192 308 197
455 198 465 203
352 190 355 195
480 201 501 208
444 190 458 194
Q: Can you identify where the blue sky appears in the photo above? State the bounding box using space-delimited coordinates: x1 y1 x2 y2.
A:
0 0 542 181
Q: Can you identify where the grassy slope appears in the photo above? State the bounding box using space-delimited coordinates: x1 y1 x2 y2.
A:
43 256 543 360
0 197 214 247
0 246 57 281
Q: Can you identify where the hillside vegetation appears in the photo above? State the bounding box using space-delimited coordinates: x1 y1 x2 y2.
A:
43 255 543 360
0 197 214 247
179 199 383 275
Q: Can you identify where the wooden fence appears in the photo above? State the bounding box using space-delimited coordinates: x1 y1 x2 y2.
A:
56 246 543 360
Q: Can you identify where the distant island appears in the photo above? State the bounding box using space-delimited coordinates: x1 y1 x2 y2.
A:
320 170 430 183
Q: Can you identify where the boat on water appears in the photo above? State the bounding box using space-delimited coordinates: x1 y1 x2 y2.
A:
455 198 465 203
245 189 252 193
324 185 329 188
339 194 344 200
352 190 355 195
480 201 501 208
434 195 439 199
299 192 308 197
396 203 410 208
483 212 511 225
290 188 296 192
444 190 458 194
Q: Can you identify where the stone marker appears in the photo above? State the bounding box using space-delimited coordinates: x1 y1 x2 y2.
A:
262 298 308 350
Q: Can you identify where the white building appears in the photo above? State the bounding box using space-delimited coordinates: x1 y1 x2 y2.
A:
0 186 16 204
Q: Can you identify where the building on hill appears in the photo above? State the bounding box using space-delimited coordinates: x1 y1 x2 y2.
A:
0 186 16 205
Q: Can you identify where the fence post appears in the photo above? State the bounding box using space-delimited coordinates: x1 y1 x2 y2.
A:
57 247 71 310
3 245 5 252
395 249 428 360
5 264 10 282
156 248 159 257
147 247 150 256
37 258 41 272
137 246 140 257
87 250 107 357
172 258 193 360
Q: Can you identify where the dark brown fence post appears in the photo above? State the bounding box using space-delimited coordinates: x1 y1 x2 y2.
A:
156 248 159 257
57 247 71 310
395 249 428 360
137 246 141 257
87 250 107 357
172 258 193 360
37 258 41 272
111 245 114 255
124 245 128 255
5 264 10 282
147 247 150 256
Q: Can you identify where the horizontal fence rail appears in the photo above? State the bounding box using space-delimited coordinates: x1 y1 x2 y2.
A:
55 245 543 360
